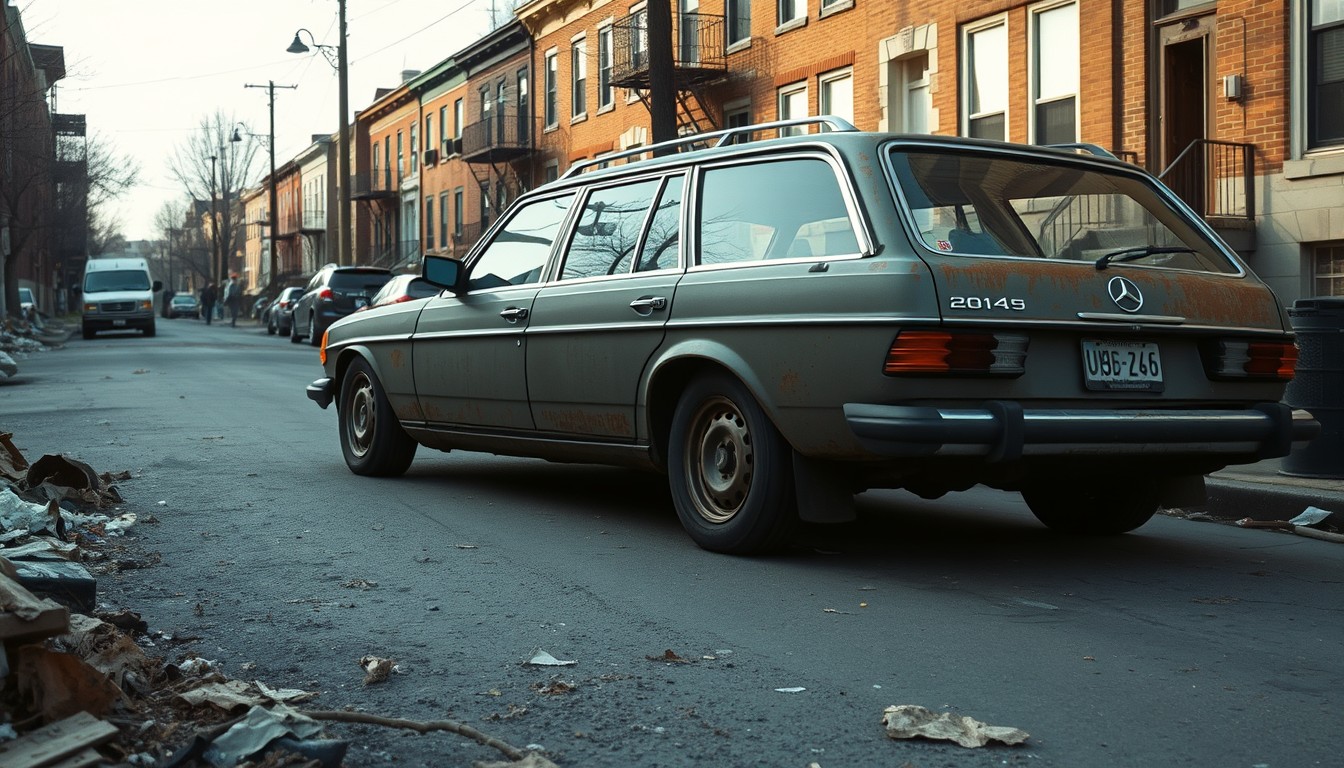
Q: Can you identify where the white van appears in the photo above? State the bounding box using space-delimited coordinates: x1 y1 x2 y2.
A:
80 258 162 339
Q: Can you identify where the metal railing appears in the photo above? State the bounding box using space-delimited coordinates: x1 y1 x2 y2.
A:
349 170 397 199
452 221 487 251
301 209 326 231
1159 139 1255 225
611 12 726 88
461 109 532 161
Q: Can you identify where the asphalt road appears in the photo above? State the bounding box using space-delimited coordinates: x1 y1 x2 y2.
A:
3 318 1341 767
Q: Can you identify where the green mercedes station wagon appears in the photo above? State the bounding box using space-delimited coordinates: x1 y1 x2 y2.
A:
307 118 1318 554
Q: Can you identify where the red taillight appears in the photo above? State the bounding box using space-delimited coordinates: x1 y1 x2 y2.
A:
884 330 1028 375
319 288 334 300
1206 340 1298 380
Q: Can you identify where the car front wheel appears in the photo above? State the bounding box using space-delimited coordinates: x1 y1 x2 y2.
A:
290 314 303 343
338 357 417 476
668 373 797 554
1022 482 1160 535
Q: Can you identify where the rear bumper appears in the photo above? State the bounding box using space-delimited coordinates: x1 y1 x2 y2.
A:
307 377 335 409
844 401 1321 462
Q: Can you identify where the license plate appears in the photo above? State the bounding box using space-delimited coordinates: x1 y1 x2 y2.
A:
112 319 126 327
1081 340 1163 392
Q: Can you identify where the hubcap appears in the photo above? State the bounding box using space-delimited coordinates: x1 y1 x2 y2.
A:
346 372 375 458
686 396 752 524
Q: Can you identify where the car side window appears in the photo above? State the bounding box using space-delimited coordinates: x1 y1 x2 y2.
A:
698 157 859 265
562 179 662 280
635 175 683 272
467 193 576 291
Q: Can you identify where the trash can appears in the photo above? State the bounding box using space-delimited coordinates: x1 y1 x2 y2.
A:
1281 297 1344 479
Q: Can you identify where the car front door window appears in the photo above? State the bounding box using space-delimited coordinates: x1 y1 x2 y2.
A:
467 194 576 290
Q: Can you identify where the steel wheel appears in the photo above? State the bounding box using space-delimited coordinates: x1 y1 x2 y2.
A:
684 395 754 524
668 373 796 554
338 357 416 476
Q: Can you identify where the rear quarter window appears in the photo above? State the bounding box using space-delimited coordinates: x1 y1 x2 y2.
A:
697 156 860 266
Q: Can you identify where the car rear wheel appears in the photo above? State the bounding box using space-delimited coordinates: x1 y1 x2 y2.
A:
290 315 303 343
266 313 276 335
668 373 797 554
1022 483 1160 535
338 357 416 476
308 315 320 347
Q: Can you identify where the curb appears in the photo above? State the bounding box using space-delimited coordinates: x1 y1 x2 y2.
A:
1198 474 1344 524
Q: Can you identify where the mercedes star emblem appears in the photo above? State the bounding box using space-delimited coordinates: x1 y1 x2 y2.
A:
1107 276 1144 313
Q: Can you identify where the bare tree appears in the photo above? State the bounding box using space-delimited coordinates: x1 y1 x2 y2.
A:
165 111 260 284
152 198 207 291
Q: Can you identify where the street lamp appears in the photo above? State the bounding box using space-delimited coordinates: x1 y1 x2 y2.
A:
288 1 351 267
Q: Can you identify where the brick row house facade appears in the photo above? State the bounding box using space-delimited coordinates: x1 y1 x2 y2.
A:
241 0 1342 303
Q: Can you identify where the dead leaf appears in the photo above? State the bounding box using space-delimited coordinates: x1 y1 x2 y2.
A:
646 649 690 663
360 655 395 685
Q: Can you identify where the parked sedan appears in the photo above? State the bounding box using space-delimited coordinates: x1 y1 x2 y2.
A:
306 121 1318 554
168 294 200 319
264 287 304 336
289 265 394 346
360 275 439 311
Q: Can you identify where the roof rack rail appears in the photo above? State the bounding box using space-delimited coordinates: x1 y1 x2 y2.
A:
1046 142 1119 160
561 115 859 179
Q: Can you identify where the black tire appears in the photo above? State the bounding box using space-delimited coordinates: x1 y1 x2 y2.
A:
143 322 156 338
82 326 95 340
308 315 321 347
338 357 417 476
1022 483 1159 535
266 314 276 335
290 315 303 343
667 373 797 554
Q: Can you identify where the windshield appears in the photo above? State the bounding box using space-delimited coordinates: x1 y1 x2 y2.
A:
85 269 152 292
887 148 1238 274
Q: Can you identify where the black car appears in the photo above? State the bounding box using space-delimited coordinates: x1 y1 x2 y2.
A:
264 287 305 336
290 265 394 346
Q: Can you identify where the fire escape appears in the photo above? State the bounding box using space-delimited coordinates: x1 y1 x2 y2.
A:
458 101 536 253
350 162 399 268
609 11 728 137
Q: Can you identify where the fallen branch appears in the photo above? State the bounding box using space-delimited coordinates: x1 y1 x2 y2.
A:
300 709 526 761
1234 518 1344 544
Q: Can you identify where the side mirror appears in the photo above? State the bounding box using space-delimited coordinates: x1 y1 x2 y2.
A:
422 254 463 292
152 280 164 292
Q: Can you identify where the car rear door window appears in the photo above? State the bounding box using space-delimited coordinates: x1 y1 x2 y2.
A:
635 175 683 272
468 193 576 290
697 157 860 266
562 179 662 280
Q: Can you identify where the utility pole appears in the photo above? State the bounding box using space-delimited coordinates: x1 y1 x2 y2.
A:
337 0 352 266
209 154 219 284
246 81 296 290
646 0 677 151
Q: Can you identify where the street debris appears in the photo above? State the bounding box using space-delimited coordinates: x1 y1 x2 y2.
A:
775 687 807 693
0 314 72 381
525 648 577 667
881 704 1030 748
359 654 398 685
1235 506 1344 543
646 648 691 663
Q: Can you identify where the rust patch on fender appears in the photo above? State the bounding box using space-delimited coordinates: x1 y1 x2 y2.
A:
779 370 802 396
389 348 405 369
540 409 632 437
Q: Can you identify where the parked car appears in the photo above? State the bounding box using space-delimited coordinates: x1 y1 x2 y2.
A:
251 296 271 320
360 275 439 311
289 265 393 346
264 287 304 336
169 294 200 318
305 119 1319 554
18 287 37 314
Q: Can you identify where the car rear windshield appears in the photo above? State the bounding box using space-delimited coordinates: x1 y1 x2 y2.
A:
330 271 394 292
85 269 152 292
887 148 1238 274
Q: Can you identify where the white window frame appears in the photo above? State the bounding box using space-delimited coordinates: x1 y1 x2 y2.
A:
726 0 751 49
961 15 1009 141
598 23 615 112
571 35 588 121
819 67 854 126
777 81 809 136
777 0 806 31
1028 0 1080 145
544 49 559 129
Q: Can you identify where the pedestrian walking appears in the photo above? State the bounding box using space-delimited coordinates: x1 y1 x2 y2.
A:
223 276 242 327
201 282 217 325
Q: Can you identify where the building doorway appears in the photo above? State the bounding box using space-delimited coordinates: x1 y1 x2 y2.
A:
1158 16 1212 214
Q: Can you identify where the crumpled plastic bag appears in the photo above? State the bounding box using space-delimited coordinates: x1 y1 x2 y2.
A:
882 704 1029 748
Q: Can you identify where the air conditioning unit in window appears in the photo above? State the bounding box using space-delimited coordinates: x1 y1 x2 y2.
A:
423 148 438 166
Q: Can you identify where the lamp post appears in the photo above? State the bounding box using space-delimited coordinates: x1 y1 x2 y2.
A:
208 153 219 286
288 0 351 267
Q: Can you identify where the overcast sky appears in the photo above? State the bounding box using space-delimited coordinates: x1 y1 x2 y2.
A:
18 0 505 241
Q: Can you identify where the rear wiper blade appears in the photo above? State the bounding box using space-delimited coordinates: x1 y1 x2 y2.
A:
1095 245 1197 270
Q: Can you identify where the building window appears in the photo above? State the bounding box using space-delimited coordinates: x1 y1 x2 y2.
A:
453 98 464 140
901 53 932 134
1312 0 1344 147
517 68 530 143
372 143 381 183
777 0 805 27
397 131 405 181
453 187 464 238
963 18 1008 140
545 161 560 183
383 137 392 187
425 115 433 151
439 191 449 248
545 50 559 127
1315 243 1344 295
725 101 751 129
1031 2 1078 144
680 0 701 63
727 0 751 45
599 26 615 110
777 82 808 135
819 69 853 126
410 125 418 173
439 107 447 153
425 196 435 250
479 182 491 228
572 37 588 118
630 6 648 70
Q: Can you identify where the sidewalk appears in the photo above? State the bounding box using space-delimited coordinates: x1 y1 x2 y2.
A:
1204 456 1344 525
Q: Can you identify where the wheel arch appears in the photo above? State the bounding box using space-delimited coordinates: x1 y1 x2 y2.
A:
643 341 782 471
332 345 384 409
